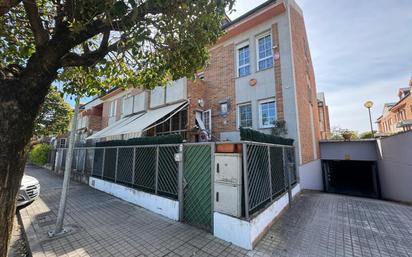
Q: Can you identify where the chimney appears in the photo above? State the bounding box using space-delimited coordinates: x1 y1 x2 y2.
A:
409 76 412 87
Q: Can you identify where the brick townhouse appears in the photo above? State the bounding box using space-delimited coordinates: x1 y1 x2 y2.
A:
376 77 412 134
317 92 331 140
76 0 330 176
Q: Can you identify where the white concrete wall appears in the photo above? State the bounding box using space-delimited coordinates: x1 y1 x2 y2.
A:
89 177 179 220
298 160 323 190
377 132 412 203
150 86 166 108
133 91 148 113
320 140 379 161
214 184 301 249
166 78 187 104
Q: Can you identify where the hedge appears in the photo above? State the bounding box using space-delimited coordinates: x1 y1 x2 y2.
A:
29 143 51 166
240 127 294 146
96 134 183 147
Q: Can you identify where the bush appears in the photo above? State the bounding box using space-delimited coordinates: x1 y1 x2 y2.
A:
96 134 183 147
29 143 51 166
240 127 294 146
360 131 376 139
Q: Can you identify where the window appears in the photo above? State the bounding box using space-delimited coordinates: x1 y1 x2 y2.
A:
259 99 276 128
155 109 188 137
59 138 66 148
202 110 212 132
238 103 252 128
220 102 228 116
122 94 133 117
257 34 273 70
237 45 250 77
109 100 117 117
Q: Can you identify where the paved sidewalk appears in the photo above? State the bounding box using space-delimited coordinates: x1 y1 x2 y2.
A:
21 165 412 257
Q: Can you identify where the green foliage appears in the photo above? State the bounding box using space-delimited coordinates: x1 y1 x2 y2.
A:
240 128 294 146
360 131 376 139
34 86 73 137
1 0 235 96
29 143 51 166
96 134 183 147
271 120 288 136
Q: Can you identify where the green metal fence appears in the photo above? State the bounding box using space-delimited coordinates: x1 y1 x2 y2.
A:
183 144 213 231
91 145 180 199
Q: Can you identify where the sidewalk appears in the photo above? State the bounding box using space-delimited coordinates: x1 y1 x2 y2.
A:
20 164 412 257
20 165 250 257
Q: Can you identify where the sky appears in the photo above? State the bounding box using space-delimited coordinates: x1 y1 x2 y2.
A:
230 0 412 132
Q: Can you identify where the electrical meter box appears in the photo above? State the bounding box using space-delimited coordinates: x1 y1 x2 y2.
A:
214 183 242 217
214 153 243 217
214 153 242 184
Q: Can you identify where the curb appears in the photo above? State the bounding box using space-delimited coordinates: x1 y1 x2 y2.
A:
16 211 32 257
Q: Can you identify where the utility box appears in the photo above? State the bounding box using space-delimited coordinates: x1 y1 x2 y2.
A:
214 183 242 217
214 153 242 217
214 153 242 184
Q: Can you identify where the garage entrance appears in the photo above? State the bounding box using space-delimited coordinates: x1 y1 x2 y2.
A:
323 160 380 198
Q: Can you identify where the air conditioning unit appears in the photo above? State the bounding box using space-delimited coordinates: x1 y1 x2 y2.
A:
214 153 242 217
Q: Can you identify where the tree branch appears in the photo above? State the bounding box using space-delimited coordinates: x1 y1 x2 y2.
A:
61 41 120 67
22 0 49 46
0 0 21 15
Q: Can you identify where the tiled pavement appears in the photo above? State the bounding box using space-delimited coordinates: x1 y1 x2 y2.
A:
20 165 412 257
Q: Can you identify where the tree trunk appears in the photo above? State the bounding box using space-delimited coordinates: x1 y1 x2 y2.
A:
0 72 55 256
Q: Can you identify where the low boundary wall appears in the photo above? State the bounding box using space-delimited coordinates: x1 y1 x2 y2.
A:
213 184 301 249
89 177 179 220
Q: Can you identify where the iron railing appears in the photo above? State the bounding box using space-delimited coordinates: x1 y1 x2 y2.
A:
240 141 297 218
90 144 181 199
48 141 297 221
48 148 94 175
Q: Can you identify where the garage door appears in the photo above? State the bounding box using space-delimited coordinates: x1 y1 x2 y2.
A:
323 160 380 198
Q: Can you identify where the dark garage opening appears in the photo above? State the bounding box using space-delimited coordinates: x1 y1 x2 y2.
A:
323 160 380 198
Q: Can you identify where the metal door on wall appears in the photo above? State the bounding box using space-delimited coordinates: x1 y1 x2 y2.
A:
182 144 213 231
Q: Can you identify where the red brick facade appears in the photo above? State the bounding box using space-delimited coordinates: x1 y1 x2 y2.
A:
377 81 412 134
78 0 330 167
272 23 284 121
290 6 321 164
200 43 236 139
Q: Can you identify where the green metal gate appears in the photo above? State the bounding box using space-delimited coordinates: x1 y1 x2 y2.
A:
183 144 212 231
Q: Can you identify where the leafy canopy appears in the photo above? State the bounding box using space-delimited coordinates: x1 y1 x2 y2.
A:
0 0 235 95
34 86 73 137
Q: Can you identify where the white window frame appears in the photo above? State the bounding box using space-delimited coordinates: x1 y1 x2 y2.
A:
109 100 117 117
59 138 66 148
258 98 276 129
236 41 250 77
122 93 134 117
256 32 273 71
237 102 253 129
202 109 212 132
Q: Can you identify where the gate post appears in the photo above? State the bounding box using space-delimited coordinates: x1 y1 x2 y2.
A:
175 144 184 221
283 147 292 207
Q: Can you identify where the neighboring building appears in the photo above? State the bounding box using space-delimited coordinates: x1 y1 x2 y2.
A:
377 77 412 134
317 92 331 139
75 97 103 144
77 0 330 178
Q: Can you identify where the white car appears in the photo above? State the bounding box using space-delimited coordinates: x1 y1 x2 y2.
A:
17 175 40 207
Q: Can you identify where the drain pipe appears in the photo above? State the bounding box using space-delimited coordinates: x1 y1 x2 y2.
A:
175 144 184 221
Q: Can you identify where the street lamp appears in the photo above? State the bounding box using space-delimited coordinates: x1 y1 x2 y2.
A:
364 100 374 136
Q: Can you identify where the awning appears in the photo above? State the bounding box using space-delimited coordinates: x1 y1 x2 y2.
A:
87 101 188 140
87 113 144 139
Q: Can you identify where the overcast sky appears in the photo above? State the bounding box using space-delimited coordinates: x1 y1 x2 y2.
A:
230 0 412 132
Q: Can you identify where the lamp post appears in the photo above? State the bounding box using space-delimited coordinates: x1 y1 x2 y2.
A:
364 100 374 135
